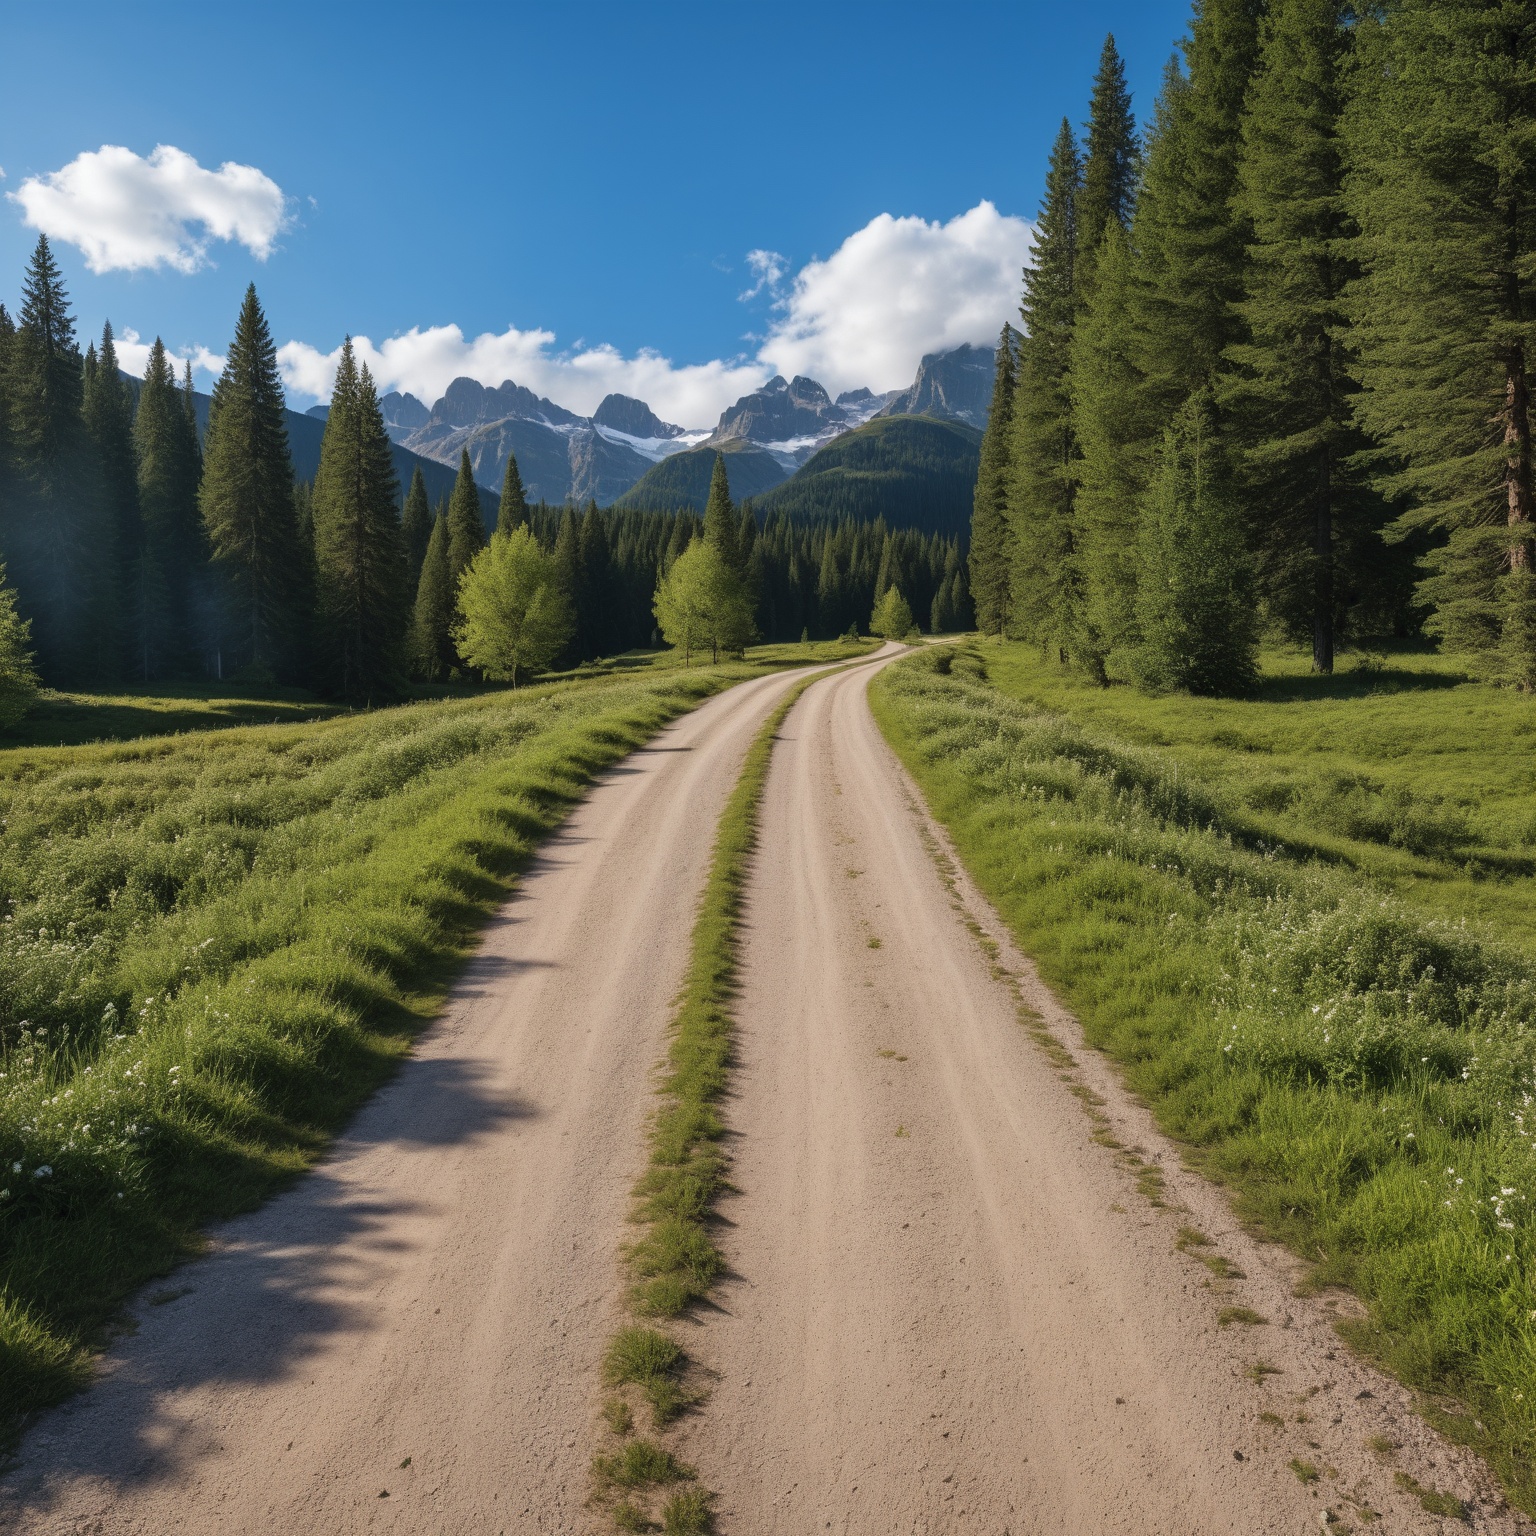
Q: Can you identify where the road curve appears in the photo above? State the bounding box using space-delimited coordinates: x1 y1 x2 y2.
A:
0 658 873 1536
675 652 1525 1534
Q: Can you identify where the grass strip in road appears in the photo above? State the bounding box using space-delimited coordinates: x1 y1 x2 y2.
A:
0 644 866 1445
870 644 1536 1514
591 666 834 1534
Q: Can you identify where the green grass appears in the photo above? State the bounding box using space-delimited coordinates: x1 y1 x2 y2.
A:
593 664 837 1529
0 638 867 1441
870 642 1536 1513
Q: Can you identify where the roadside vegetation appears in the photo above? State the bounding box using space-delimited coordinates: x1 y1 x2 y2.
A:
0 638 865 1441
871 641 1536 1511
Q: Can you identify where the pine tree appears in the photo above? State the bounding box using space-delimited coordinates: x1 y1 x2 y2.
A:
82 322 140 672
311 341 410 698
1345 0 1536 684
445 450 486 581
577 501 614 658
496 450 530 536
1072 223 1152 676
1223 0 1389 675
969 324 1017 634
400 466 432 588
702 453 741 576
1077 34 1141 292
411 509 454 680
1132 394 1257 694
1008 120 1084 662
5 234 109 683
552 503 583 665
1133 1 1266 416
199 285 305 680
870 584 915 641
134 338 206 677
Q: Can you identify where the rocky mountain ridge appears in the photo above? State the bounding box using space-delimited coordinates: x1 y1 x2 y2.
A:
335 343 994 507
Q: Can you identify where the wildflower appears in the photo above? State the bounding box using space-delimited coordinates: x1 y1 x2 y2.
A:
32 1165 52 1179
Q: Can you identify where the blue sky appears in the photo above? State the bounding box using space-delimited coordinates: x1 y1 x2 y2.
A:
0 0 1189 425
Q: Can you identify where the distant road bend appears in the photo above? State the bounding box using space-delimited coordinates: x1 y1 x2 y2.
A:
2 646 1523 1534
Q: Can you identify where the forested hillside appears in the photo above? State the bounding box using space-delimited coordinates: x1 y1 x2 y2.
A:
753 415 981 537
612 439 789 511
973 3 1535 696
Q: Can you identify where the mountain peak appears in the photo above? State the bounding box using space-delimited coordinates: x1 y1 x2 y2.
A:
591 394 685 440
876 343 995 429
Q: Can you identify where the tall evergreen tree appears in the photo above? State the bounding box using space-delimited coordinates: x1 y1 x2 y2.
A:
1345 0 1536 684
4 234 108 683
577 500 614 658
552 502 583 664
1076 35 1141 292
411 509 454 680
496 450 530 535
311 341 410 698
199 285 305 679
1071 223 1153 676
0 305 13 566
82 322 140 671
1225 0 1387 674
1008 119 1084 661
445 448 486 583
1132 1 1266 416
1133 394 1257 694
701 454 741 575
134 338 205 677
400 466 432 588
970 324 1018 634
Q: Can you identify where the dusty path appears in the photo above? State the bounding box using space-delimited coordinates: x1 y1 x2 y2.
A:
678 653 1528 1534
0 659 866 1536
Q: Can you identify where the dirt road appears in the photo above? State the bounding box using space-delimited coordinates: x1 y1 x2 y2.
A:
675 655 1527 1534
4 649 1527 1535
0 661 845 1536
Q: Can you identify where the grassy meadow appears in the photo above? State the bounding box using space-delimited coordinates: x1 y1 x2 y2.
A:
0 638 869 1441
871 641 1536 1509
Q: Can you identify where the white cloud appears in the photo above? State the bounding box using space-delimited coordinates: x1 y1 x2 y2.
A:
738 248 787 302
277 325 769 431
111 328 225 383
757 202 1032 397
10 144 288 274
179 200 1032 429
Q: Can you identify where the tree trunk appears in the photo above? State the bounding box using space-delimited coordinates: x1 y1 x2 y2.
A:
1504 347 1533 572
1313 447 1334 675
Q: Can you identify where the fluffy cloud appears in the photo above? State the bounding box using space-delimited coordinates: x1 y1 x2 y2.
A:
168 200 1031 428
112 328 224 383
738 248 787 302
758 202 1032 396
10 145 288 274
277 325 769 431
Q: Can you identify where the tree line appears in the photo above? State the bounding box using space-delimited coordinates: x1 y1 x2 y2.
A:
971 0 1536 693
0 233 970 709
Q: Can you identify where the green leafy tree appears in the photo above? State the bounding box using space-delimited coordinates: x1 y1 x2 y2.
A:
411 509 454 680
453 524 573 685
134 337 205 677
1132 395 1257 695
311 340 410 698
870 584 915 640
400 466 432 588
5 235 108 684
970 325 1017 635
654 535 752 665
1009 120 1084 663
496 450 530 536
0 560 39 729
1345 0 1536 684
199 285 305 679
